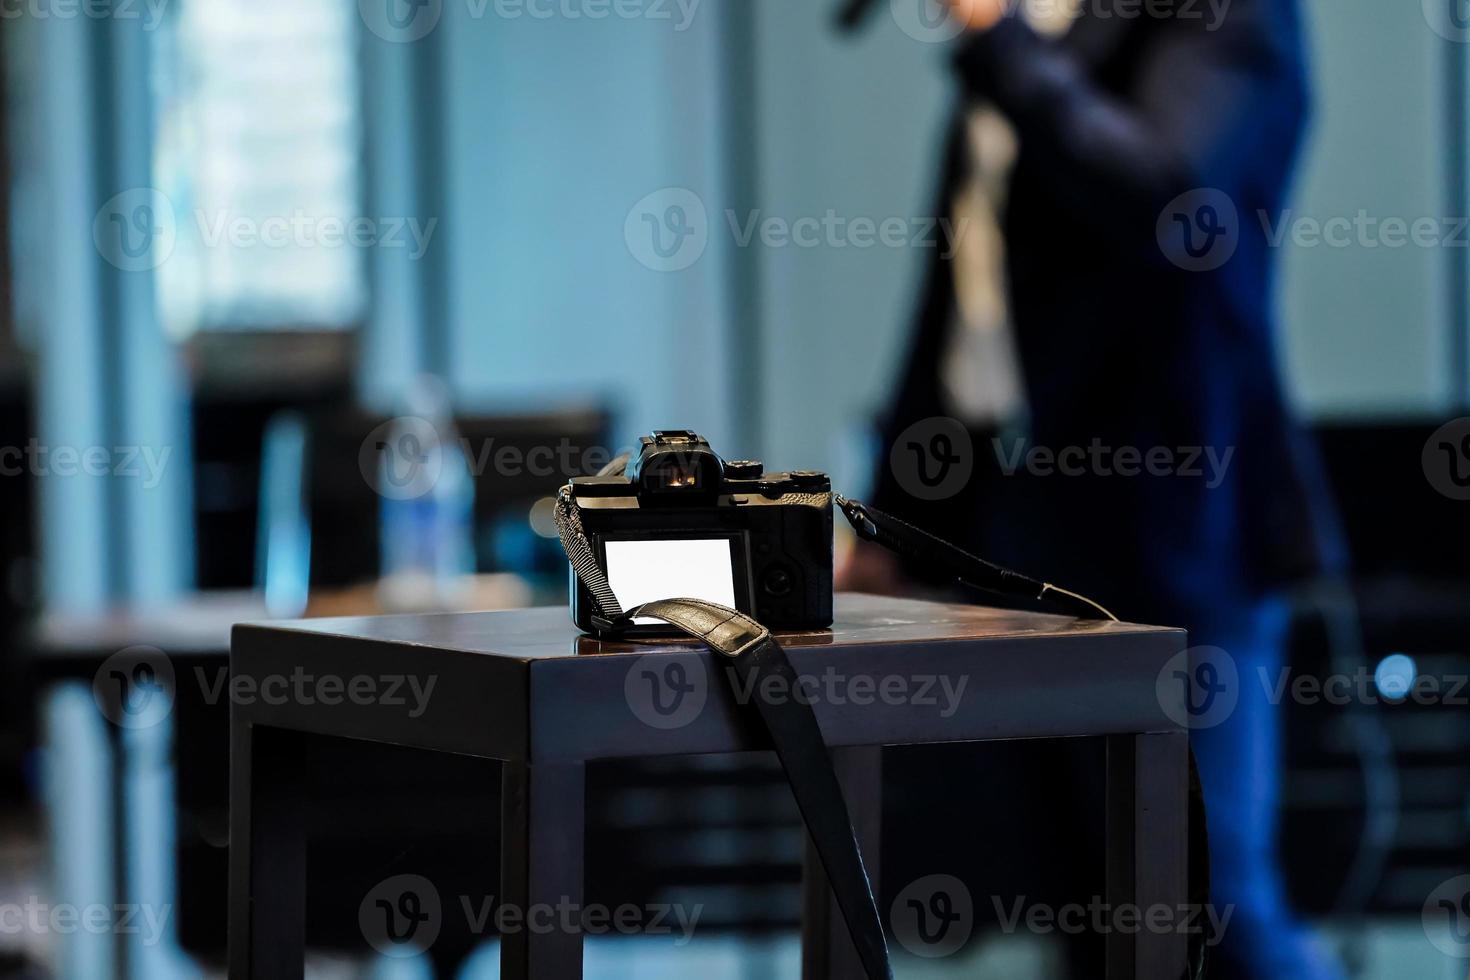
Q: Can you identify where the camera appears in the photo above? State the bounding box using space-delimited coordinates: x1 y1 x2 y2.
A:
565 430 834 633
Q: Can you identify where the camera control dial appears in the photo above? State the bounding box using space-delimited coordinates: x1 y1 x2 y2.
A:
725 460 764 480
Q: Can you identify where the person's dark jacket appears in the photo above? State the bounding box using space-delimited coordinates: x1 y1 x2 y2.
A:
873 0 1345 622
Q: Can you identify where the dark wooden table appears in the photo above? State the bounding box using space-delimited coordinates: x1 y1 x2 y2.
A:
228 593 1189 979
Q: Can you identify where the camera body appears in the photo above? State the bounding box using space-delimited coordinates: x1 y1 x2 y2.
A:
567 431 834 633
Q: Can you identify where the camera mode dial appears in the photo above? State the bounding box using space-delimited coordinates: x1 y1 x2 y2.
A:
725 460 764 480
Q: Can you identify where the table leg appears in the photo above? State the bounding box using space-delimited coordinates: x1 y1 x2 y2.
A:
500 761 586 980
1106 732 1189 980
801 746 883 980
227 722 306 980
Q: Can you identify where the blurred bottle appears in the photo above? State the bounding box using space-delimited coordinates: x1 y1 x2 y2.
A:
376 375 476 611
257 411 311 618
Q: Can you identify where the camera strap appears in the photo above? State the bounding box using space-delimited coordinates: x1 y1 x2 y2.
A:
554 488 1208 980
553 488 892 978
553 486 630 631
625 598 894 980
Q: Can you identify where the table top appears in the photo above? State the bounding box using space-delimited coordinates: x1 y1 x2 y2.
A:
240 593 1173 660
230 594 1187 763
29 576 538 662
34 589 268 657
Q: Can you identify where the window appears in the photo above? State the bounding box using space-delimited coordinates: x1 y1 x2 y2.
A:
153 0 365 337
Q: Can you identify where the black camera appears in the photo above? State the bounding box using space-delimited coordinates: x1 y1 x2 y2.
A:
565 430 834 633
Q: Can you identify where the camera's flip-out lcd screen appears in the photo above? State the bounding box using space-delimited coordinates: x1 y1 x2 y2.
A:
603 538 738 625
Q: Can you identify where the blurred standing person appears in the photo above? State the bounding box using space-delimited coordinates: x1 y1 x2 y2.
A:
844 0 1347 976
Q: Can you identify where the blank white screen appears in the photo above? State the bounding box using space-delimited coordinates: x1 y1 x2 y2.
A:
603 538 737 623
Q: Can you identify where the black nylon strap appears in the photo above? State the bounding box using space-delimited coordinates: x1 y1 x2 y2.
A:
628 599 894 980
553 486 628 629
